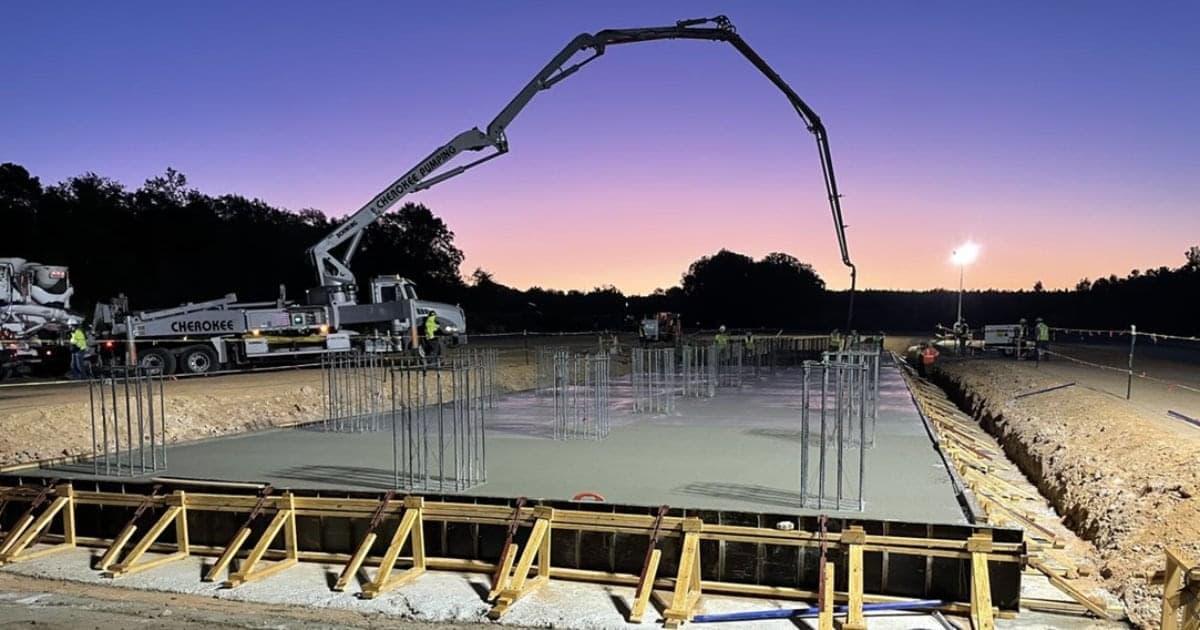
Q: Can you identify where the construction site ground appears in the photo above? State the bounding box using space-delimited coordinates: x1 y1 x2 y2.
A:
4 336 1187 627
29 358 964 522
0 545 1120 630
932 352 1200 628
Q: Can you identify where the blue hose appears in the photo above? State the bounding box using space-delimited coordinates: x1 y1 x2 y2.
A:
691 599 945 623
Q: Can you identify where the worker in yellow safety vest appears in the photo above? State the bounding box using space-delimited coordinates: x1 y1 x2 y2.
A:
714 325 729 359
423 312 440 358
1035 317 1050 361
69 325 89 379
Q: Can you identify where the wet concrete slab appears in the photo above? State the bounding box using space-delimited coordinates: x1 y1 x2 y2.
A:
35 359 967 524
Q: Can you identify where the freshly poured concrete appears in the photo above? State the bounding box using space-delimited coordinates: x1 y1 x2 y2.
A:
42 360 966 523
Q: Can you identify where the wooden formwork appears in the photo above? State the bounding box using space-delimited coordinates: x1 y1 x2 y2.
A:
0 478 1024 627
1155 548 1200 630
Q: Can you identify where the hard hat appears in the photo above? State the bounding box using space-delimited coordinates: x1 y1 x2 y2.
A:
719 325 726 332
1036 317 1043 322
1019 318 1027 323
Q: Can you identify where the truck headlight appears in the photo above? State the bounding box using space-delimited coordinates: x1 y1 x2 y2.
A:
442 325 459 334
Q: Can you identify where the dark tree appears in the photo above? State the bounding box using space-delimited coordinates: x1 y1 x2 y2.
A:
680 249 825 329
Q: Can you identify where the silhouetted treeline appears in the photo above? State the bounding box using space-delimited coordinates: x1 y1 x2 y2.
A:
3 163 1197 336
2 164 463 311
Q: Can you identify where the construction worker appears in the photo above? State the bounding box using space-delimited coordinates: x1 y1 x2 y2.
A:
68 324 89 379
953 320 969 356
1035 317 1050 361
714 325 729 348
423 311 440 358
1016 318 1028 359
829 329 842 352
918 342 940 378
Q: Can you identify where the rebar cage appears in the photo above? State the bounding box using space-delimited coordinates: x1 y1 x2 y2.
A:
87 366 168 476
631 347 676 414
390 357 487 492
317 350 497 492
550 351 612 440
799 355 878 511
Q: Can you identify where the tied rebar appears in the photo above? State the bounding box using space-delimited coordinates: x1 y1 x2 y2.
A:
715 341 744 388
631 347 675 414
535 346 569 397
799 359 873 511
822 347 882 439
88 366 167 476
679 344 716 398
743 335 825 375
550 351 612 440
317 349 495 492
320 352 389 432
448 346 499 410
390 357 487 492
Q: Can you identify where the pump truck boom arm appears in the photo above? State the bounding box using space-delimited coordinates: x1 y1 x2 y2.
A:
310 15 856 325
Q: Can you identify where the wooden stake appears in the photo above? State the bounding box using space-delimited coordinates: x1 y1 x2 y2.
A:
630 548 662 623
843 526 867 630
629 504 669 623
490 507 554 619
107 491 190 578
203 486 275 582
359 496 426 599
334 490 395 592
1158 548 1199 630
818 562 835 630
0 484 75 565
968 533 994 630
223 493 298 587
663 518 703 628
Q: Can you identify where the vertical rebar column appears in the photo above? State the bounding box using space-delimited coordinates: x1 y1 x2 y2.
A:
145 368 156 471
818 362 828 508
134 367 145 473
858 362 867 510
100 371 110 476
89 377 99 475
157 369 167 469
840 360 849 508
800 362 810 506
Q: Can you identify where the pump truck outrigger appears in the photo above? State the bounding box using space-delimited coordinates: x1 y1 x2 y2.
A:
94 15 856 375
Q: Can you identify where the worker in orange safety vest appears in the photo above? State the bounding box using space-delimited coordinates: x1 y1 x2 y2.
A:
918 342 940 377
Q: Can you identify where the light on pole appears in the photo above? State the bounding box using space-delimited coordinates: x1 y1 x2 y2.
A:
950 241 980 326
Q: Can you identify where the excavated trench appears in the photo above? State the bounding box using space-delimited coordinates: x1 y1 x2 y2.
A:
930 360 1200 628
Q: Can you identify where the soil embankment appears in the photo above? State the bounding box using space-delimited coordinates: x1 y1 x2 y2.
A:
934 359 1200 627
1 361 537 470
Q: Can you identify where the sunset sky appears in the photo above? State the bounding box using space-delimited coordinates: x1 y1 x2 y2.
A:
3 2 1197 293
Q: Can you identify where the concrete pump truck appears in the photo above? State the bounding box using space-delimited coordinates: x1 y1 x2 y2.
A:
90 14 856 375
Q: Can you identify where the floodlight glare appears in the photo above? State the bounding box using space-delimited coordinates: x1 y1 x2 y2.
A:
950 241 980 266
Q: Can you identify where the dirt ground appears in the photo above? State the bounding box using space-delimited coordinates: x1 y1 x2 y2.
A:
1037 341 1200 424
934 357 1200 628
0 571 490 629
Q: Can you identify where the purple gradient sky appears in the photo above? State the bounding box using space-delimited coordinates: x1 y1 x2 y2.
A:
3 2 1197 293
